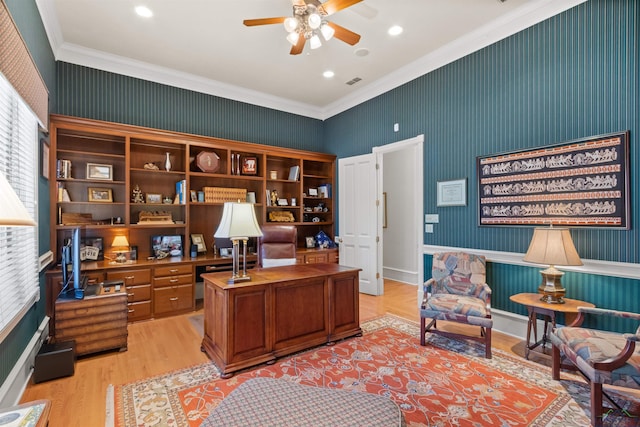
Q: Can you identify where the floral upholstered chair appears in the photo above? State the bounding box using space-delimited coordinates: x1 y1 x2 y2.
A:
420 252 493 358
550 307 640 426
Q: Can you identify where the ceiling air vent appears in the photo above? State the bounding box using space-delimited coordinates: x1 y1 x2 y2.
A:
346 77 362 86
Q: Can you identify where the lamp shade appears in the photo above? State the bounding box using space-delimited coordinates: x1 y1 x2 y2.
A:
111 235 130 248
214 202 263 239
0 173 36 226
523 227 582 267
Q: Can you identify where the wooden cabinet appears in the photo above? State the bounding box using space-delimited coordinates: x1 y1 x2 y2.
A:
153 264 194 316
201 264 361 377
107 268 152 322
296 248 338 264
47 115 336 322
54 286 128 356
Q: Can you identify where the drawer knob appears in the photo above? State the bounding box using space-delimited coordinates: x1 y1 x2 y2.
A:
169 269 179 273
127 293 134 297
125 275 135 280
169 278 178 283
169 297 179 301
128 309 135 313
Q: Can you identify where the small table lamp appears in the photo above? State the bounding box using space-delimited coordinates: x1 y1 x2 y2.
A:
0 173 36 226
111 235 130 263
523 225 582 304
214 202 263 284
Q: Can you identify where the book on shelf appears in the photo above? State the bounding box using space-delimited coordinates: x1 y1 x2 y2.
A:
288 165 300 181
175 179 187 204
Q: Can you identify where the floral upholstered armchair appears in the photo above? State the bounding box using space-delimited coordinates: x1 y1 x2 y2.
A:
419 252 493 358
550 307 640 426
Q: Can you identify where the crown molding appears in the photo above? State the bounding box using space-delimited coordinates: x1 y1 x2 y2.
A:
36 0 587 121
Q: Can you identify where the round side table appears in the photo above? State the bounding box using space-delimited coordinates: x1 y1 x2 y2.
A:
509 292 595 360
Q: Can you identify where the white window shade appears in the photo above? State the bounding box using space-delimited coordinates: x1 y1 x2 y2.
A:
0 72 39 343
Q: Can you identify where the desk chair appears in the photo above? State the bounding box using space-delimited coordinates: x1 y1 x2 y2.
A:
258 225 297 267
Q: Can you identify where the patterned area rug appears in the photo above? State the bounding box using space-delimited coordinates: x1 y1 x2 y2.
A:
114 314 638 426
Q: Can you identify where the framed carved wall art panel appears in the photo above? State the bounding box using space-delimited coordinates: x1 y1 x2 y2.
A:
477 131 630 228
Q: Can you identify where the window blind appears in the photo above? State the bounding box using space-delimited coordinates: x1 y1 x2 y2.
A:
0 71 39 343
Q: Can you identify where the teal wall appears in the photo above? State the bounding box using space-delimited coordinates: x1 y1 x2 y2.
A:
55 63 325 152
3 0 639 390
2 0 56 394
325 0 640 331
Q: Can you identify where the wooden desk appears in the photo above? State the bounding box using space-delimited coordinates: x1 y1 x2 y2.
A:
510 293 595 359
0 399 50 426
201 264 361 377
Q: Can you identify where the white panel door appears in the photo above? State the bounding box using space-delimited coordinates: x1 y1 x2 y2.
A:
338 153 381 295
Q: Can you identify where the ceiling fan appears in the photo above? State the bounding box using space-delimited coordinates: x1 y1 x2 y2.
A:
243 0 362 55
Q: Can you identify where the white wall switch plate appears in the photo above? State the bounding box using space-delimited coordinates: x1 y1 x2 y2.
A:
425 224 434 233
425 214 439 223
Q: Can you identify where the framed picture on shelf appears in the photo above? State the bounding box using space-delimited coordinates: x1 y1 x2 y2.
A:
308 188 318 197
88 187 113 202
190 233 206 253
242 156 257 175
80 237 104 261
146 193 162 204
190 190 197 202
86 163 113 180
288 165 300 181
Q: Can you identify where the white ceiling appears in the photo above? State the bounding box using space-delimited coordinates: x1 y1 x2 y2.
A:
35 0 584 120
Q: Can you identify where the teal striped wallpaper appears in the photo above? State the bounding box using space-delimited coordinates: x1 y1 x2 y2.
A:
326 0 639 264
325 0 639 332
55 63 325 152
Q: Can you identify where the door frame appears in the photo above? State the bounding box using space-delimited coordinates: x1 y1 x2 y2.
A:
373 134 424 288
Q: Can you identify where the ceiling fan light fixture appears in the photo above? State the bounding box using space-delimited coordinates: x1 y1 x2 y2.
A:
286 31 300 46
310 34 322 49
308 13 322 30
284 17 298 33
320 23 335 41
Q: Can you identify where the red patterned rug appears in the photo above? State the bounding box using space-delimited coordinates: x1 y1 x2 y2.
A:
114 314 638 426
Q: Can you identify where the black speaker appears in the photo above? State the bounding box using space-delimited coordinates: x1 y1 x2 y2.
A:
33 340 76 383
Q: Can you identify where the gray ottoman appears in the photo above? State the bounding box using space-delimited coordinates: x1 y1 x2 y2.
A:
201 377 406 427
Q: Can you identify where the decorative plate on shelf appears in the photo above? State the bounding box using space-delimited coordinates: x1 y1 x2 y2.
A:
196 151 220 173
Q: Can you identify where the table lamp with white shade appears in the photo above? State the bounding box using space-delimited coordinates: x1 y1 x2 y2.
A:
214 202 263 284
111 235 130 263
523 225 582 304
0 173 36 226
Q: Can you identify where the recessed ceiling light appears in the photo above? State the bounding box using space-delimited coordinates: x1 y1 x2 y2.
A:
388 25 403 36
135 6 153 18
323 70 335 79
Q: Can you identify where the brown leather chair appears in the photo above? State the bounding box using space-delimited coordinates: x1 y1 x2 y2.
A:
258 225 297 267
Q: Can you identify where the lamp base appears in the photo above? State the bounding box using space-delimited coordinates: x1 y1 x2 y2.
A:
227 274 251 285
537 266 566 304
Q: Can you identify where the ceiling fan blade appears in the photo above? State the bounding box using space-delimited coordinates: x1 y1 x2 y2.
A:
320 0 363 16
243 17 287 26
327 22 361 45
290 36 306 55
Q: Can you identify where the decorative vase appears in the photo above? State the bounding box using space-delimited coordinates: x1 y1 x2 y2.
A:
165 152 172 171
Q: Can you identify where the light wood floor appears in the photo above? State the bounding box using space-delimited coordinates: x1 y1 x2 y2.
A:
21 280 536 427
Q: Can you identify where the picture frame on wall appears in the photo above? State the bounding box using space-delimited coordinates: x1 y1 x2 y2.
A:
436 179 467 207
41 139 49 179
476 131 630 228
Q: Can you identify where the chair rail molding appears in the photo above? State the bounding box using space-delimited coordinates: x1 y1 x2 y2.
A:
423 245 640 280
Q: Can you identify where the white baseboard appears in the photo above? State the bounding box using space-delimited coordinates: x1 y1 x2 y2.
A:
0 317 49 408
383 267 418 285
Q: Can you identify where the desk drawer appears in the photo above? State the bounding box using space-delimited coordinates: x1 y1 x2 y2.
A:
107 269 151 286
126 284 151 302
153 285 193 314
154 274 192 288
155 265 191 277
128 300 152 322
